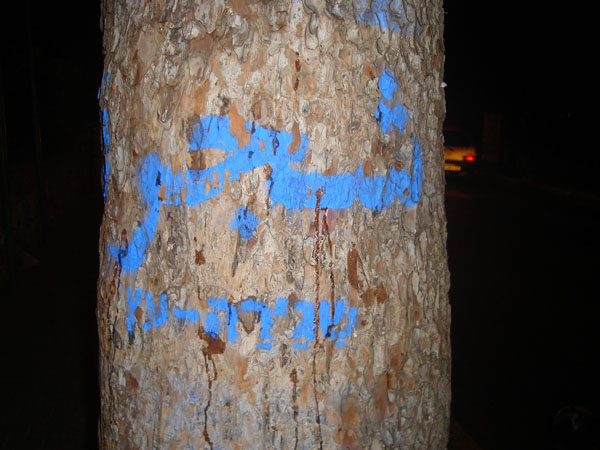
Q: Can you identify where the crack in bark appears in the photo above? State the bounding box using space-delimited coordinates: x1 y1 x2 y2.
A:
198 328 224 450
312 187 324 450
289 368 299 450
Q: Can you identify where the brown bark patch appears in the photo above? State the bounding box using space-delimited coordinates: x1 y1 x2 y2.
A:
124 371 139 392
192 79 210 117
363 159 372 177
360 282 387 307
190 34 215 55
300 75 317 96
228 105 251 149
198 328 226 355
412 304 423 322
229 0 249 15
238 308 258 334
390 343 406 376
374 372 393 420
342 430 361 450
371 138 382 155
347 248 361 290
232 352 253 391
288 121 301 155
341 395 361 429
195 249 205 265
298 381 311 407
364 283 388 306
287 292 298 309
360 282 382 306
362 63 376 80
134 306 143 323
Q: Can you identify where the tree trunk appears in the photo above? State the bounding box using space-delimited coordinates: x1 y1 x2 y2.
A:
97 0 450 448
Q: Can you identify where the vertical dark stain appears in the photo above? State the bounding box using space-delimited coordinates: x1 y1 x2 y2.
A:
313 188 323 345
116 229 128 292
264 164 273 212
271 131 279 155
321 209 335 336
198 328 225 450
263 380 270 445
312 188 324 450
290 368 299 450
202 350 214 450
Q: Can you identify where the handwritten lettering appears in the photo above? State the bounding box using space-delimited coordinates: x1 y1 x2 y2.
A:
127 290 357 349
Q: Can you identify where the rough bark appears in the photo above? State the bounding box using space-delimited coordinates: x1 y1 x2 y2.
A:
98 0 450 448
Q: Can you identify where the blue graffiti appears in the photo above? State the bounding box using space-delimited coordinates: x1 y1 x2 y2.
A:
377 69 409 134
319 300 358 346
109 69 421 273
292 301 315 349
231 207 260 240
355 0 410 33
127 290 358 349
239 298 288 349
102 108 111 198
126 288 168 333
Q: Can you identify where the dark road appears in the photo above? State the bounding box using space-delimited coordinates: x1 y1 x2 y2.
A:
446 171 600 449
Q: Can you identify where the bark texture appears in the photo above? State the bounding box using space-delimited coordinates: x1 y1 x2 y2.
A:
98 0 450 448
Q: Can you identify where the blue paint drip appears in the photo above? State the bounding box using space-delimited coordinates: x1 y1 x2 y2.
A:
102 109 110 149
379 69 398 100
231 207 260 240
144 292 168 330
127 289 169 332
108 154 163 271
320 300 358 347
207 298 239 343
101 109 111 198
126 288 143 333
204 312 220 337
240 299 272 349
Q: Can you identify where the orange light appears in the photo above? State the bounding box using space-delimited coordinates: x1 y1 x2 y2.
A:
464 155 475 162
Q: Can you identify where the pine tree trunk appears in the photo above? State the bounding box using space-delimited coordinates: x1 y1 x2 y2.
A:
98 0 450 448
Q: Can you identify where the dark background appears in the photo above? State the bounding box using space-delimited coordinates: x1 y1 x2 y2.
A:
1 1 597 448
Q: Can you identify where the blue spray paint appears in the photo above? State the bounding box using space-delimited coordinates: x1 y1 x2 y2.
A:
207 298 239 343
355 0 409 33
110 76 421 272
101 108 111 198
239 298 288 349
319 300 358 346
292 301 316 349
126 288 143 333
144 292 168 330
108 154 163 271
112 69 415 351
376 68 409 134
173 307 201 323
126 289 357 350
231 207 260 240
378 69 398 100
